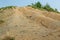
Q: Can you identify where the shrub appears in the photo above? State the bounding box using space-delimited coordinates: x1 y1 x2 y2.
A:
54 8 59 13
29 1 59 13
34 1 42 8
43 4 55 12
31 1 42 9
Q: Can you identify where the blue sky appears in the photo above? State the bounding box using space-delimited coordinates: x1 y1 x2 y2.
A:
0 0 60 11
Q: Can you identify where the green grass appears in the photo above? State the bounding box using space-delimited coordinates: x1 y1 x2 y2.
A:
0 6 16 10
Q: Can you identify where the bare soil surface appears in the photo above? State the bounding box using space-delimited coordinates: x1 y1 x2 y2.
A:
0 7 60 40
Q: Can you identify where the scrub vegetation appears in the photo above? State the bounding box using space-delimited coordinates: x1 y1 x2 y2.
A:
28 1 59 13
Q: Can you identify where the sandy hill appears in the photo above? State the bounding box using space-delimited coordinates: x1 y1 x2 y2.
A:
0 7 60 40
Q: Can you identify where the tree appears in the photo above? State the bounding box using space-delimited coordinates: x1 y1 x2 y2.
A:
43 3 54 11
31 1 42 9
29 1 59 13
34 1 42 8
54 8 58 12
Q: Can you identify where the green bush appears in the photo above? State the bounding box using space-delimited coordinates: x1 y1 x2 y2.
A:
34 1 42 8
29 1 59 13
31 1 42 9
54 8 59 13
43 4 55 12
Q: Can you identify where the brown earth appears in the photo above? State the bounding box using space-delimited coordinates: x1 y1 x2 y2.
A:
0 7 60 40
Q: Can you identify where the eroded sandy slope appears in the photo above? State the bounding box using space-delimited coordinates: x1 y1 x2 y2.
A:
0 7 60 40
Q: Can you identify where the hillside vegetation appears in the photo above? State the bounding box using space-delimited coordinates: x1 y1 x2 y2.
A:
28 1 59 13
0 6 16 10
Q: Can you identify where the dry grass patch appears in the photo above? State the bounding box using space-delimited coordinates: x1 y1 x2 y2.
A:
0 20 4 24
2 36 15 40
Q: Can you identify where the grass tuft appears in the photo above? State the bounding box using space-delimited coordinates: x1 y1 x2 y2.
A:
0 20 4 24
2 36 15 40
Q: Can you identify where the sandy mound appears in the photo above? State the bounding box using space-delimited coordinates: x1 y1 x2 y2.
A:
0 7 60 40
